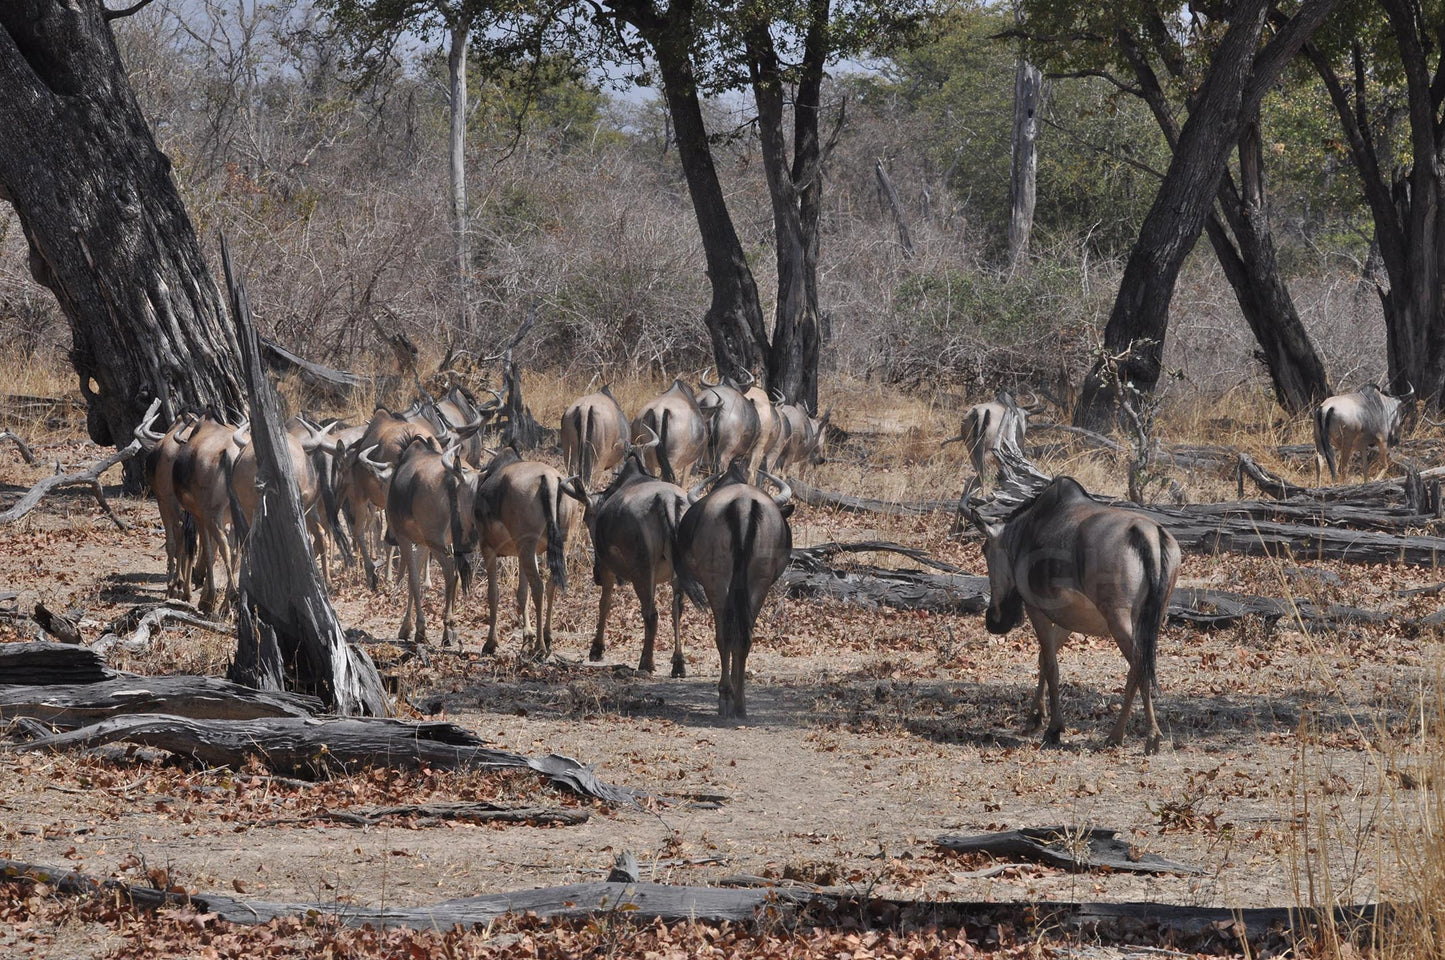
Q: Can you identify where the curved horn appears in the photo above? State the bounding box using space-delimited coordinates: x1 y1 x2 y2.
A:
700 367 719 389
478 387 504 410
735 368 756 388
687 472 720 504
635 421 661 450
758 470 792 510
300 419 336 453
133 398 165 446
358 444 393 481
1021 390 1047 414
1397 380 1416 401
770 388 787 404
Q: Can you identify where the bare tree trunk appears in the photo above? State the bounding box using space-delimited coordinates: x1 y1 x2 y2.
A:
1007 58 1042 272
874 159 915 259
0 1 246 490
447 22 471 337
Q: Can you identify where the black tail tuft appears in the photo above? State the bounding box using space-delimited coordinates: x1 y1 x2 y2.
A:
1127 524 1164 694
1314 405 1338 480
657 409 676 484
582 406 597 481
543 478 567 593
721 499 763 652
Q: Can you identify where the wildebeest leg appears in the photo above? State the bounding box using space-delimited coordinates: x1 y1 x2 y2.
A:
352 505 380 591
439 555 459 648
731 635 750 719
1028 614 1069 745
515 550 544 657
714 622 734 717
669 579 685 678
308 512 330 585
400 542 424 643
542 572 559 656
590 571 614 662
481 551 501 655
635 573 658 674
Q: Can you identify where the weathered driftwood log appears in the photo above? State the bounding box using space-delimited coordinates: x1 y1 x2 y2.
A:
0 642 118 686
792 480 961 517
220 239 389 717
91 602 231 657
13 713 639 804
259 338 370 403
498 355 542 451
0 676 322 728
0 439 137 529
0 429 37 464
782 547 1388 631
31 604 82 644
936 826 1201 875
0 856 1383 952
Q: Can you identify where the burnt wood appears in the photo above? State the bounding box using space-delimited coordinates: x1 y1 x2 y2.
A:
936 826 1201 875
0 642 117 686
0 676 321 727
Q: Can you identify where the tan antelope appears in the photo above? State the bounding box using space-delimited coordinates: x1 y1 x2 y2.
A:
963 476 1180 753
1313 383 1414 484
472 447 577 658
676 458 794 718
942 390 1044 488
564 430 688 676
561 385 630 482
698 369 761 476
359 438 478 647
631 379 707 484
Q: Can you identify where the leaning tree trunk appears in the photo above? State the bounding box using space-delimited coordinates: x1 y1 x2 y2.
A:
639 0 767 383
447 21 471 338
1205 117 1330 412
1007 56 1042 272
1074 0 1337 429
0 2 245 489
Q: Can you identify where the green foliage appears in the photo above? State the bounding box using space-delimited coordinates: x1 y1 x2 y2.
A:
894 259 1081 335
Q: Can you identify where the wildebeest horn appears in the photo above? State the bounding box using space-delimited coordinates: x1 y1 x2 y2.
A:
735 368 756 388
300 419 336 453
688 472 721 504
560 474 589 503
634 422 661 450
758 470 792 510
133 398 165 446
479 387 504 410
700 367 719 389
1021 390 1047 414
940 430 966 447
231 422 251 448
1396 380 1416 401
770 388 787 404
358 444 393 482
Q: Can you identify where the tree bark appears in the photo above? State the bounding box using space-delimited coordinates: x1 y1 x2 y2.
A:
1007 57 1042 271
447 21 472 336
1073 0 1339 429
0 1 246 491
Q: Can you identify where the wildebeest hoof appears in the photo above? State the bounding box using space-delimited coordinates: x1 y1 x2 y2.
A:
1144 734 1163 755
588 645 604 662
1042 729 1063 748
670 660 686 679
638 658 655 674
481 639 498 656
442 627 458 648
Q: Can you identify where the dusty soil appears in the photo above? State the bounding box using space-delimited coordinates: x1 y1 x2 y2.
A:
0 428 1439 947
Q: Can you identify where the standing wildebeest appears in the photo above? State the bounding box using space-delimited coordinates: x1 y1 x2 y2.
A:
435 384 502 467
632 379 707 484
565 434 689 676
135 401 199 599
965 476 1180 753
473 447 577 657
942 391 1042 488
169 414 246 614
744 385 782 479
676 459 794 718
1313 383 1414 484
226 418 337 580
360 439 478 646
698 370 761 476
561 385 630 482
772 402 829 475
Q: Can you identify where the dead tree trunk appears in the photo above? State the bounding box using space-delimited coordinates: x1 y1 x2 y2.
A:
0 2 246 490
220 238 389 717
446 21 471 338
1007 57 1043 271
874 159 915 259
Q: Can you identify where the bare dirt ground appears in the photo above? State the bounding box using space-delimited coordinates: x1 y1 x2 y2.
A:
0 404 1440 956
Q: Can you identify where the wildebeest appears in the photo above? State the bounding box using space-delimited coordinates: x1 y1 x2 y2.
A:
360 438 477 646
169 414 247 613
338 408 443 590
472 447 577 657
676 459 794 718
772 402 829 475
561 385 630 482
1313 383 1414 484
435 384 501 467
698 370 761 475
632 379 707 484
743 385 782 479
964 476 1180 753
942 391 1042 488
135 401 199 600
225 418 337 580
564 430 689 676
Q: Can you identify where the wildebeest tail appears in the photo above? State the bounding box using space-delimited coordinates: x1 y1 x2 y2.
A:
1127 524 1165 695
222 450 250 544
657 409 677 484
722 499 764 651
1314 404 1337 480
542 477 568 592
446 474 474 594
180 510 198 574
315 448 353 565
581 406 597 481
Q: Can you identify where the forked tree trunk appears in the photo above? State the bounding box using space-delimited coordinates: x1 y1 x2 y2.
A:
447 21 471 336
1007 57 1042 271
0 1 245 490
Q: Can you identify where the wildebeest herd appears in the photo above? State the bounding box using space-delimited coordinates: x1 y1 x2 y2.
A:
125 371 1418 747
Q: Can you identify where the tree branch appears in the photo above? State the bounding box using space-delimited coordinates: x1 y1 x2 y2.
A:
103 0 159 21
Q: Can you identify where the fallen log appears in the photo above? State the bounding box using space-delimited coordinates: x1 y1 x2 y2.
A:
0 676 322 727
31 604 82 644
262 801 589 828
11 713 639 804
0 856 1383 953
782 548 1388 631
91 602 231 658
260 338 371 402
0 429 36 465
0 642 119 686
0 439 138 529
792 480 960 517
936 826 1200 875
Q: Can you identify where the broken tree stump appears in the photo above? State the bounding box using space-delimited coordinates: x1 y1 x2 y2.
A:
0 642 118 686
0 675 322 728
936 826 1201 875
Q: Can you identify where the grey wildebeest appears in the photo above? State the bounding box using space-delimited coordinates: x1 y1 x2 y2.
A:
169 414 247 613
561 385 630 482
697 370 761 476
564 434 689 676
1313 383 1414 484
472 447 577 657
359 438 477 646
942 391 1043 488
772 402 829 475
964 476 1180 753
135 401 200 599
744 385 782 479
676 459 794 718
225 418 338 580
631 379 707 484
